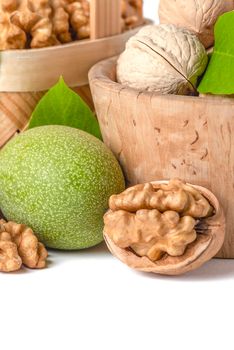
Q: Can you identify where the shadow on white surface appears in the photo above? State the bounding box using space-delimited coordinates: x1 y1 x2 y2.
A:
6 243 234 281
6 266 32 275
136 258 234 281
47 241 234 281
48 241 109 264
48 241 234 282
2 242 109 275
49 241 108 255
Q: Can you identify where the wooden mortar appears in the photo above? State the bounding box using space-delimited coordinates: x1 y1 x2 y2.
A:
89 56 234 259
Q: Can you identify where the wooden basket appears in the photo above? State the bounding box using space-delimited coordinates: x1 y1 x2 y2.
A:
89 56 234 259
0 0 147 148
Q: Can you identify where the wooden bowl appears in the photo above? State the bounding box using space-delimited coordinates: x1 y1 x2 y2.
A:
89 56 234 259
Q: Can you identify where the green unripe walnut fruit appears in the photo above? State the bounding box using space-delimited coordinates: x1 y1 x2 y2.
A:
0 126 125 249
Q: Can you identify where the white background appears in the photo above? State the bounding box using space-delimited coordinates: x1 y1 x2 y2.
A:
1 2 233 350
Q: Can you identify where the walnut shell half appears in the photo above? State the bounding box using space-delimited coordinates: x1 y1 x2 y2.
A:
104 181 225 276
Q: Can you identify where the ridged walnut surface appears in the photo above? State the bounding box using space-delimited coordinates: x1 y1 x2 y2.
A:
104 181 225 275
159 0 234 49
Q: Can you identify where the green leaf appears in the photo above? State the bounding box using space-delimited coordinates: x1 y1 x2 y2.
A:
28 77 102 140
198 11 234 95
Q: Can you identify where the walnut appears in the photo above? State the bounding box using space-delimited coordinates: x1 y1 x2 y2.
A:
159 0 234 49
51 0 72 43
116 24 208 95
0 0 58 49
0 1 27 50
104 179 225 275
65 0 90 40
109 179 213 217
0 240 22 272
104 209 197 261
0 0 143 50
121 0 143 30
0 219 48 272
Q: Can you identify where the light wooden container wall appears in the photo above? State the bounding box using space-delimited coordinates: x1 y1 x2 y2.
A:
89 57 234 259
0 0 145 148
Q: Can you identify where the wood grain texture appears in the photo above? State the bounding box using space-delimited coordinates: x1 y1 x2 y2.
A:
0 85 93 148
90 0 121 39
0 91 44 148
89 56 234 259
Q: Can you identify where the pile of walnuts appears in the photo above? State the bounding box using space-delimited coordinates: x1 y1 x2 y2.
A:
0 0 143 50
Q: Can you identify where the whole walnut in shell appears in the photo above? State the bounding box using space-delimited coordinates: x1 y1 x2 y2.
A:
116 24 208 95
159 0 234 49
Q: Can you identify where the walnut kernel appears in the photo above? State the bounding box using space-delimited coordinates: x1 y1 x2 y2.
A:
0 219 48 272
104 179 225 275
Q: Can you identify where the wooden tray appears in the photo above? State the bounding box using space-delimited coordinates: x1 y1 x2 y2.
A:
0 0 148 148
89 56 234 259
